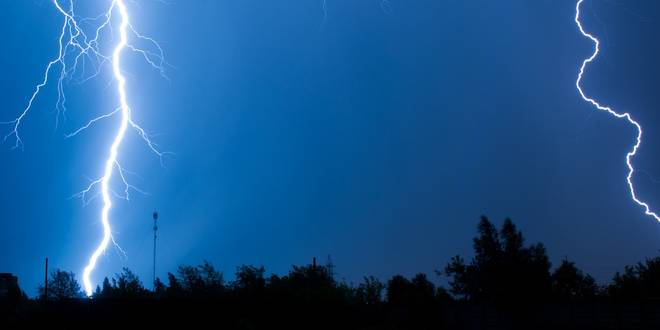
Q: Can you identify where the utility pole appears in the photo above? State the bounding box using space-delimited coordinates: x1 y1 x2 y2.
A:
153 211 158 289
44 257 48 301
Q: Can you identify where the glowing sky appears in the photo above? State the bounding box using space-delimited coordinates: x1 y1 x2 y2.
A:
2 0 660 296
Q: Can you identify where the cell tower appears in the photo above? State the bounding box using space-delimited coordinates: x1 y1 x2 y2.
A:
152 211 158 289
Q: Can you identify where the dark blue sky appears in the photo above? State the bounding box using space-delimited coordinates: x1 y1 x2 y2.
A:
2 0 660 296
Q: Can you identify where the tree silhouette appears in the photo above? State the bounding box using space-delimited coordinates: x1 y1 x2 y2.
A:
287 264 335 289
38 269 82 300
551 259 597 300
355 276 384 305
233 265 266 292
97 277 113 298
386 275 410 305
443 216 551 303
198 261 224 290
175 261 224 296
11 228 660 328
409 273 436 305
177 265 204 292
153 277 166 296
166 272 183 297
608 256 660 300
93 268 148 298
386 273 437 306
15 214 660 328
113 268 148 298
266 262 343 305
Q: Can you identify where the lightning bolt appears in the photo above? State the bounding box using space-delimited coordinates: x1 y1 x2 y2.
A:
3 0 168 297
380 0 392 15
321 0 327 25
575 0 660 222
80 0 132 298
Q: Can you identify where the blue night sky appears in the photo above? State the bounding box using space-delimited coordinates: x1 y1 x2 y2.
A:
2 0 660 296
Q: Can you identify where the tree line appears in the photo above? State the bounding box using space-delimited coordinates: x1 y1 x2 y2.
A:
4 216 660 328
33 216 660 303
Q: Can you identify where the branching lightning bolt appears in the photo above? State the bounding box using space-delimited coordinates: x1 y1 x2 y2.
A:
321 0 327 26
3 0 168 297
575 0 660 222
380 0 392 15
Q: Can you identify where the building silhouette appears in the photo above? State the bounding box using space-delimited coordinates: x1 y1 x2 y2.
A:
0 273 19 299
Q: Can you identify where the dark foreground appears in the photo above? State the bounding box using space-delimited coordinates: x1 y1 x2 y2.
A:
4 217 660 329
4 298 660 329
